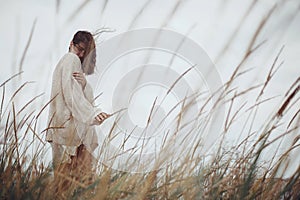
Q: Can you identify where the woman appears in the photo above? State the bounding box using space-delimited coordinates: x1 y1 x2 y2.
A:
46 31 109 194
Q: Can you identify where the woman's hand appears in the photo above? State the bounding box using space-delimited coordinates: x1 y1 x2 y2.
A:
93 112 111 125
73 72 87 89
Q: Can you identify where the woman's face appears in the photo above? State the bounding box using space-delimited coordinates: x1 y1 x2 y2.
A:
70 41 86 59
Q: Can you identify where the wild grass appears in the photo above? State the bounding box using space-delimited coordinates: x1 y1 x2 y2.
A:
1 1 300 199
1 49 300 199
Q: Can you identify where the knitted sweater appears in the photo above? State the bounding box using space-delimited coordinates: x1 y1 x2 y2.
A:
46 52 99 157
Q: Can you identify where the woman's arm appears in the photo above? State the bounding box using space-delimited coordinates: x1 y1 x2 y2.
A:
60 54 98 124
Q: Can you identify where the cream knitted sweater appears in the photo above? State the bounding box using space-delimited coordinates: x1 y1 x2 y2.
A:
46 52 99 155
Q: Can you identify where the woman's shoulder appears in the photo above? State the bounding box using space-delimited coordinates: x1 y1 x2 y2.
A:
61 52 81 64
57 52 81 71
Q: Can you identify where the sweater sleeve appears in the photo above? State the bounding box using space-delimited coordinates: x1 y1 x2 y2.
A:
60 53 99 125
83 83 95 104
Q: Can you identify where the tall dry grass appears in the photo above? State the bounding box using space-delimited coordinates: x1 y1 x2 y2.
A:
1 51 300 199
1 1 300 199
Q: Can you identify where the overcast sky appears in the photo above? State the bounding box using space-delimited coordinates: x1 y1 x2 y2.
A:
1 0 299 96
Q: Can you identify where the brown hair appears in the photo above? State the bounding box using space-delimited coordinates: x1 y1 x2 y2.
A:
72 31 96 75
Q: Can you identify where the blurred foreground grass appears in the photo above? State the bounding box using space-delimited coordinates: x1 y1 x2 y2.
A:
1 2 300 197
0 55 299 200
